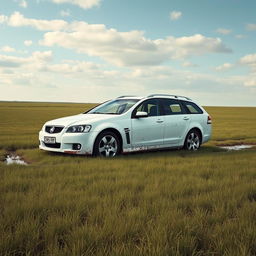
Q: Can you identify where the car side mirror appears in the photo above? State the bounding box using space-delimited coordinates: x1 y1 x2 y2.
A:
135 111 148 118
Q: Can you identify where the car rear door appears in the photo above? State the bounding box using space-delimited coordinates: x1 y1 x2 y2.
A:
131 99 164 147
160 99 190 145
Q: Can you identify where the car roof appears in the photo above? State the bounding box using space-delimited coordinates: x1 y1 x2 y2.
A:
116 94 193 102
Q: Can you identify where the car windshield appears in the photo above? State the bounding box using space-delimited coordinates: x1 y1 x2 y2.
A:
87 99 140 115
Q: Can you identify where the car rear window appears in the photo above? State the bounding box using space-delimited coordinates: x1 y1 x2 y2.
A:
182 101 203 114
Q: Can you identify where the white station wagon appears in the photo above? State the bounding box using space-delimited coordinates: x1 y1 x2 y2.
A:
39 94 212 157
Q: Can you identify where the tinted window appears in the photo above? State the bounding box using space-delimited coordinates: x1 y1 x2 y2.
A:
161 99 185 115
133 99 161 117
182 101 203 114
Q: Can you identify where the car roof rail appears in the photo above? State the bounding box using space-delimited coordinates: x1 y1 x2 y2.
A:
147 94 192 101
117 95 138 98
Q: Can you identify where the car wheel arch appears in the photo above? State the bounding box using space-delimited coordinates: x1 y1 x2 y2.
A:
93 128 123 153
185 127 203 144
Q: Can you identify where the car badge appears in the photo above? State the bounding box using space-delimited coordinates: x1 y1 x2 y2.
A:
50 126 55 133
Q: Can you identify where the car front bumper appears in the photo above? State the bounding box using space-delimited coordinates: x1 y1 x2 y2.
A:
39 129 97 155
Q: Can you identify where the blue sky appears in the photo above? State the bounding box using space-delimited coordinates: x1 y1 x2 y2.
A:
0 0 255 105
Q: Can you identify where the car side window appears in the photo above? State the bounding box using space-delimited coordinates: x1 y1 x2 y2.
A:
161 99 185 115
182 101 203 114
133 99 161 117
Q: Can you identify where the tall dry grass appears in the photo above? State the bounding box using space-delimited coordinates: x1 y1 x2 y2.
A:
0 102 255 255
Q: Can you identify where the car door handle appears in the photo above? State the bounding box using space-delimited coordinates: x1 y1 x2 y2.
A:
183 116 189 120
156 120 164 123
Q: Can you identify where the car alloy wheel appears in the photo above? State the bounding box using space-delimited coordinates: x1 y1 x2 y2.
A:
94 131 121 157
185 130 201 151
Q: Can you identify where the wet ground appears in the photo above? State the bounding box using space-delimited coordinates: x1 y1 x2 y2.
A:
5 154 28 165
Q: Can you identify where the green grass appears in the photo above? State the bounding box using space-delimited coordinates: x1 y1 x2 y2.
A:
0 102 96 150
0 102 256 255
204 106 256 145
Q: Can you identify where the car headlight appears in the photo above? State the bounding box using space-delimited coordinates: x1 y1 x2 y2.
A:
66 125 91 133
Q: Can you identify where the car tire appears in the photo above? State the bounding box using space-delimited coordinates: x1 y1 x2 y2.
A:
93 131 121 157
184 129 201 151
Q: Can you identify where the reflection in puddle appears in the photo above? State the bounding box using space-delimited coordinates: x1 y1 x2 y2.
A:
5 155 28 165
220 145 254 151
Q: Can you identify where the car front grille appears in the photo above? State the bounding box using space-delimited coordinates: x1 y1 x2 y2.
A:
43 142 61 149
45 126 64 134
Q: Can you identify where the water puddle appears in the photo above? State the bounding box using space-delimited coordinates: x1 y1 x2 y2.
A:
5 154 28 165
219 145 254 151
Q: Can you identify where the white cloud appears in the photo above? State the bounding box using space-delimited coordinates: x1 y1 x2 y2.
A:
235 34 246 39
0 53 254 104
240 53 256 73
51 0 101 9
0 46 16 53
41 60 99 74
60 9 71 17
24 40 33 46
0 55 29 67
182 61 197 67
40 24 231 66
18 0 28 8
0 15 8 23
0 12 232 67
0 51 52 68
32 51 53 62
244 78 256 87
8 12 68 31
240 53 256 65
246 23 256 31
216 28 232 35
215 63 233 71
170 11 182 21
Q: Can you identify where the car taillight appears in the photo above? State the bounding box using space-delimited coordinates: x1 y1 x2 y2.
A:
207 115 212 124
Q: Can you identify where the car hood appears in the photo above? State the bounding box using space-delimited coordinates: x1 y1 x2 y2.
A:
45 113 118 127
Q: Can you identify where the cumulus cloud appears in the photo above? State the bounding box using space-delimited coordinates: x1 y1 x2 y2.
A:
170 11 182 20
0 15 8 23
17 0 28 8
60 9 71 17
40 26 231 66
215 63 233 71
235 34 246 39
246 23 256 31
240 53 256 73
182 61 198 67
244 78 256 87
0 51 52 68
0 55 28 68
216 28 232 35
1 12 232 66
41 60 99 74
240 53 256 65
0 46 16 52
24 40 33 46
51 0 101 9
7 12 68 31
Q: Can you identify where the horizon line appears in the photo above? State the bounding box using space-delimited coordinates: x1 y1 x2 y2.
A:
0 100 255 108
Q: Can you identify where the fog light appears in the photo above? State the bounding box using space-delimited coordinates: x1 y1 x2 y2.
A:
72 143 82 150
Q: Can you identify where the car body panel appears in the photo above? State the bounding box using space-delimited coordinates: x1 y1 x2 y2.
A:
163 114 191 146
131 115 164 147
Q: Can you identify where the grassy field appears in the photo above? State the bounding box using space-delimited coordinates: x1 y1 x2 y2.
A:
0 102 256 255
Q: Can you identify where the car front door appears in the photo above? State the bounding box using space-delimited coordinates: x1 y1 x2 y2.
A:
131 99 164 147
160 99 190 145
